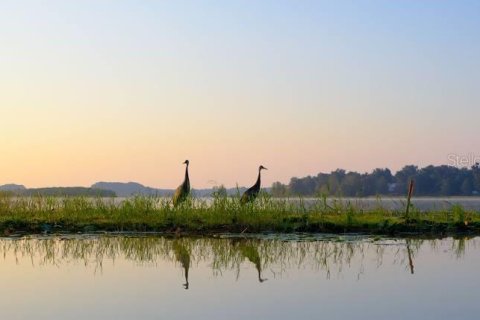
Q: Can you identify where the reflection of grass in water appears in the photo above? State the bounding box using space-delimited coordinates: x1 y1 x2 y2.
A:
0 236 475 281
0 193 479 235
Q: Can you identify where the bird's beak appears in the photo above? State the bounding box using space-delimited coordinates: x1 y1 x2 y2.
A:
264 167 268 170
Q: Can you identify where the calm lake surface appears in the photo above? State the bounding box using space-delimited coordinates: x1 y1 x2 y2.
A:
0 234 479 320
8 196 480 211
107 196 480 211
302 196 480 211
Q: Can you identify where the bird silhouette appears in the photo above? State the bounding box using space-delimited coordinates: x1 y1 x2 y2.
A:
240 165 267 204
173 160 190 206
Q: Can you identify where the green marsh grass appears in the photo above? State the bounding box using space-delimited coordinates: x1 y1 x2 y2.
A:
0 192 479 235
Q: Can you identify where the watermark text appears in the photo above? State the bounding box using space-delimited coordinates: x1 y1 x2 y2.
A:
447 153 480 167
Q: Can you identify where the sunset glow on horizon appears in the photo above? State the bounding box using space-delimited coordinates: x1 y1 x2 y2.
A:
1 1 479 189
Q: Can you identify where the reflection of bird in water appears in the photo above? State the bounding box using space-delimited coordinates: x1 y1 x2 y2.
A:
173 160 190 207
233 240 267 283
241 165 267 204
173 241 191 289
406 239 415 275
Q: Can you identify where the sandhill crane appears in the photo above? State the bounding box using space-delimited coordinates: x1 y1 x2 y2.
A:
173 160 190 206
241 165 267 204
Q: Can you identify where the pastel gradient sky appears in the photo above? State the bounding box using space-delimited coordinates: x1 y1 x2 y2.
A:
1 1 479 188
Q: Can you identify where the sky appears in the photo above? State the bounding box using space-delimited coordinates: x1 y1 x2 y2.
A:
1 0 479 189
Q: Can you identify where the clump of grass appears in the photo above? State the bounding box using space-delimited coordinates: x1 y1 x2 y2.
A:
345 204 356 226
452 204 465 224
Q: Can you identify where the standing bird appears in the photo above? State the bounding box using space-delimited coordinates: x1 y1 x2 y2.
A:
240 165 267 204
173 160 190 206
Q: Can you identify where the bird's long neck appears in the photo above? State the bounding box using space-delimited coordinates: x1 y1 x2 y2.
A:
254 169 261 188
184 164 190 188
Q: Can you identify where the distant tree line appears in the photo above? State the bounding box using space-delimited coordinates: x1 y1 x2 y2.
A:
271 164 480 197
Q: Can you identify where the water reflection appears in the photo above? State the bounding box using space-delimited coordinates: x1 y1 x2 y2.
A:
406 239 415 274
0 235 476 286
232 239 267 283
172 240 191 289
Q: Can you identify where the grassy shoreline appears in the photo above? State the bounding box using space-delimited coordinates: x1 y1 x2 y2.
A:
0 194 479 236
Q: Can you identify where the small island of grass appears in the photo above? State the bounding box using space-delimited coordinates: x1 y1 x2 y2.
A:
0 193 479 236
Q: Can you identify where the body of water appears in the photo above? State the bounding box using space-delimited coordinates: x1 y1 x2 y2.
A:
0 234 478 319
296 196 480 211
126 196 480 211
7 196 480 211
